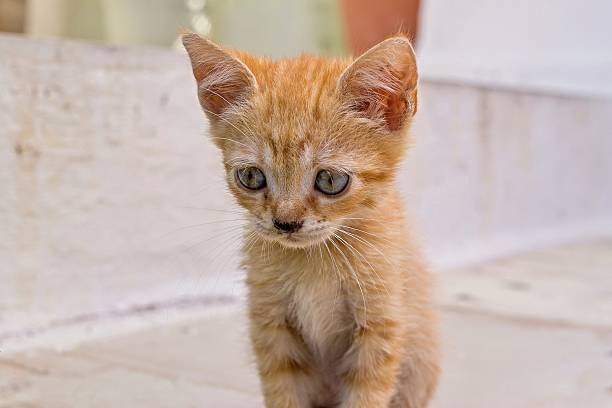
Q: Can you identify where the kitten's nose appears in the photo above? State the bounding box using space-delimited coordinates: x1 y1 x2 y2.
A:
273 219 303 233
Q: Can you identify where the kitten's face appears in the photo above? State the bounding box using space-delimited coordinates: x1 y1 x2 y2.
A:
183 34 418 248
221 110 379 248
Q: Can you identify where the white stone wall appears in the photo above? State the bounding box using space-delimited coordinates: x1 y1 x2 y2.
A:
1 35 611 347
419 0 612 98
0 34 240 342
404 84 612 266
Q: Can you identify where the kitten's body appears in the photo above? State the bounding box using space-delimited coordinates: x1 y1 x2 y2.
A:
183 34 439 407
246 191 438 407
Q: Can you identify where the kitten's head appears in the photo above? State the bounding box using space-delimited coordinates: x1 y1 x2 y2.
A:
183 33 418 248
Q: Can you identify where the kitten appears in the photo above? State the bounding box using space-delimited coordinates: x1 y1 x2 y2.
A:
183 33 439 408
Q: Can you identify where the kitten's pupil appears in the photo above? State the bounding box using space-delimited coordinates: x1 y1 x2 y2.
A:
316 169 349 195
324 171 332 188
237 166 266 190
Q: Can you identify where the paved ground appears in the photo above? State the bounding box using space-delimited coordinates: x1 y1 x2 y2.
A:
1 240 611 407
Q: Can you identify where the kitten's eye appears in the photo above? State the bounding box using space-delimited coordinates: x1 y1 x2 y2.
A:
315 169 350 195
236 167 266 190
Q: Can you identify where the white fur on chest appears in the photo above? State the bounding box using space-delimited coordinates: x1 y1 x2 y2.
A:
288 273 353 361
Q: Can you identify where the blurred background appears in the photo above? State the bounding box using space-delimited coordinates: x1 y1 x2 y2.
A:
2 0 612 95
1 1 611 407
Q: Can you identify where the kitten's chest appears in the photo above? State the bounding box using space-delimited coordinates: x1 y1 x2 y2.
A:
289 273 353 360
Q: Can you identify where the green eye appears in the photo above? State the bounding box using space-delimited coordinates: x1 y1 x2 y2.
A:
237 167 266 190
315 169 350 195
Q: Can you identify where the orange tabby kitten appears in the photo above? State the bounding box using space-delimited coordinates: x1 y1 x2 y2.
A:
183 33 439 408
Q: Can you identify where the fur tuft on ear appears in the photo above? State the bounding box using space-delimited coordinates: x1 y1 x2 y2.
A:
337 36 418 132
182 33 257 119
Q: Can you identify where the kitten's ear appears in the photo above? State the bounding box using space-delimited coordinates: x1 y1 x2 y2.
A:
182 33 257 118
337 36 418 132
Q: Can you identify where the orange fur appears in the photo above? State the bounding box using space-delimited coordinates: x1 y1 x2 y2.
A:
183 33 440 408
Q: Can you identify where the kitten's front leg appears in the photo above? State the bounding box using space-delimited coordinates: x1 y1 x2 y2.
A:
338 318 403 408
250 311 312 408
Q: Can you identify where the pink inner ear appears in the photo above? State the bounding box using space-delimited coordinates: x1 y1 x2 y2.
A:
384 92 408 132
200 76 250 116
384 61 417 130
183 34 256 118
195 61 254 116
339 38 418 131
347 64 413 131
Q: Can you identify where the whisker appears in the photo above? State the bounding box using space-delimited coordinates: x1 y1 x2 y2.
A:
163 224 245 304
334 230 391 299
322 240 343 323
339 224 395 246
329 234 367 326
198 227 248 294
179 224 246 253
335 226 396 270
175 206 246 215
156 218 248 240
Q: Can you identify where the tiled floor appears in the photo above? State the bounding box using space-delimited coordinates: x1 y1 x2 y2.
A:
1 240 611 407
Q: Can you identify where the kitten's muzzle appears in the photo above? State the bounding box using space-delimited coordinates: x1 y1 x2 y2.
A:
273 219 303 233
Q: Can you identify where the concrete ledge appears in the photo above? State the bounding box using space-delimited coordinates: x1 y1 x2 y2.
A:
2 241 611 407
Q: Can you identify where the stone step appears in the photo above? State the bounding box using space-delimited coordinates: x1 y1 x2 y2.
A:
1 241 610 407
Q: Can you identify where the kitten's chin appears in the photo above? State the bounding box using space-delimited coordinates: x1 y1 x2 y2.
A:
258 230 332 249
